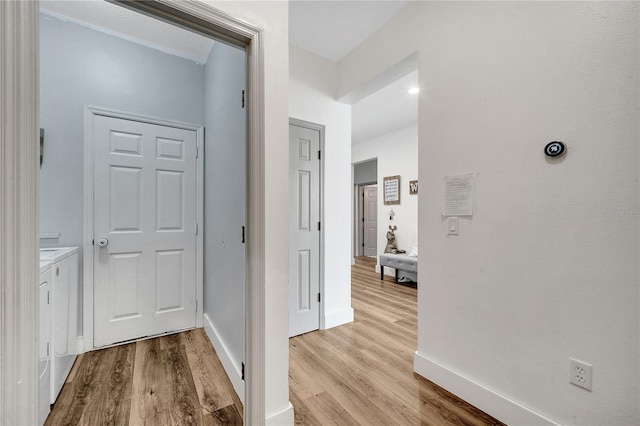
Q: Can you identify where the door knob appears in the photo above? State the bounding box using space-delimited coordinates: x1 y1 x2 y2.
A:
96 238 109 247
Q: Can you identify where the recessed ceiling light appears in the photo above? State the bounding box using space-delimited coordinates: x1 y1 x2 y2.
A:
408 87 420 95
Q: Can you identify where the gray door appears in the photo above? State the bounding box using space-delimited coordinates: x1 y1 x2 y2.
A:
363 185 377 256
289 123 321 337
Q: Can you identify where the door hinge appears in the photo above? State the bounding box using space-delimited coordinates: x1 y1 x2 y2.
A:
317 222 321 231
318 150 321 160
242 90 245 109
195 300 198 312
242 226 245 243
46 342 50 357
47 290 50 305
362 243 364 247
92 239 95 246
317 293 321 303
196 145 199 159
196 223 199 235
241 362 245 381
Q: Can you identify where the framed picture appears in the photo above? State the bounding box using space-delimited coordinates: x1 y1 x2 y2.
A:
383 175 401 205
409 180 418 194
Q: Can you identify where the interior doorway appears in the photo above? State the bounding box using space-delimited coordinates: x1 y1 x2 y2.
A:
353 159 378 258
37 0 253 421
87 109 202 348
2 0 271 423
361 184 378 257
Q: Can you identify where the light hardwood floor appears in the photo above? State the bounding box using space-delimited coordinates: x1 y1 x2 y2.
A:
45 329 243 426
289 264 504 425
354 255 377 268
47 264 502 426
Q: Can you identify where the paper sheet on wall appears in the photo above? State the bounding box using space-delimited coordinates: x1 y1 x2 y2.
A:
442 173 476 216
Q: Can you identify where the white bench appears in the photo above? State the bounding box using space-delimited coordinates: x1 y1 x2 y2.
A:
379 253 418 285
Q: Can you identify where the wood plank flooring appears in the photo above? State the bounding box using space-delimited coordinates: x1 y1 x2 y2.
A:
354 256 377 269
289 264 504 426
45 329 242 426
47 264 502 426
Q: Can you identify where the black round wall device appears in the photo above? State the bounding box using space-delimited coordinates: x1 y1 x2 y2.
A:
545 141 566 157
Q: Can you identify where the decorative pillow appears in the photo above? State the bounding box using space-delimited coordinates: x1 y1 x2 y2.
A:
408 241 418 257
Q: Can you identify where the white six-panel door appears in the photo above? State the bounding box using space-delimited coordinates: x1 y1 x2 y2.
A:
288 124 321 337
93 115 197 347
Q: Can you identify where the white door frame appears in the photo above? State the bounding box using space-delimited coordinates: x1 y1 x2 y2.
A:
83 106 205 350
0 1 266 424
289 118 325 330
0 2 39 424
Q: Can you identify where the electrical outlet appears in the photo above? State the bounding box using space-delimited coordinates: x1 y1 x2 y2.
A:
569 358 592 391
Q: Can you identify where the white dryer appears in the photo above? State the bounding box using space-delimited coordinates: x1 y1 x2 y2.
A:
40 247 79 404
39 261 52 426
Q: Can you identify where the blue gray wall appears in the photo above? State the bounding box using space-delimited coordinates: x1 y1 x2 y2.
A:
203 41 246 386
354 158 377 185
39 13 205 249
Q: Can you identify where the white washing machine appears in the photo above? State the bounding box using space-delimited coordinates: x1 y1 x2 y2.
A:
39 247 79 404
39 261 52 426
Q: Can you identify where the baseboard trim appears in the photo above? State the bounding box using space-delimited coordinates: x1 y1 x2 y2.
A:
203 314 245 403
413 351 559 426
266 401 294 426
323 307 354 329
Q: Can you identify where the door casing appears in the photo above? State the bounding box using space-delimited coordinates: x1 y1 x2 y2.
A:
84 106 204 350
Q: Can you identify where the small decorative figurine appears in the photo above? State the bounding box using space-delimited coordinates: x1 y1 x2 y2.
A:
384 225 405 254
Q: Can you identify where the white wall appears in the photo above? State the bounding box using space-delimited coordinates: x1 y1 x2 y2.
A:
289 46 354 329
340 2 639 425
201 2 293 423
352 124 418 272
203 41 246 401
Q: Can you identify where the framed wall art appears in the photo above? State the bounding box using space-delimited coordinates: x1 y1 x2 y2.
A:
383 175 401 205
409 180 418 194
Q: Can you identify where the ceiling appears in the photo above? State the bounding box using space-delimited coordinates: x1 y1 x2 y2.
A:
289 1 416 144
39 0 214 63
289 1 408 63
351 70 418 144
40 0 408 65
39 0 416 145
